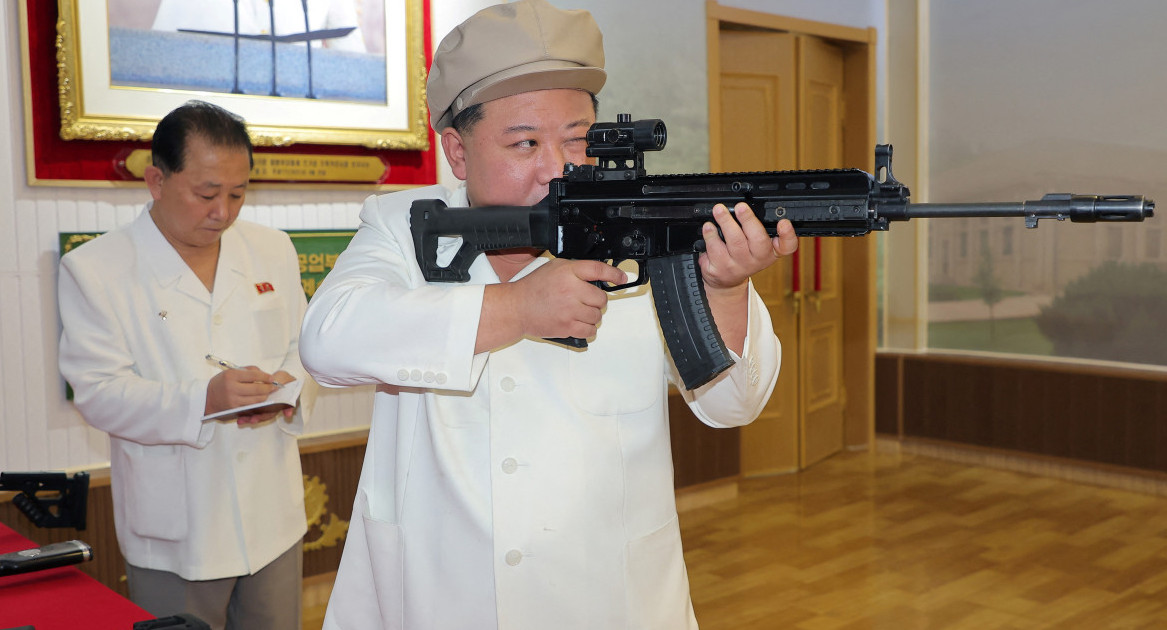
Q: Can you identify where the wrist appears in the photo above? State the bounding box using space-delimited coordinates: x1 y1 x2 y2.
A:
479 283 525 352
704 279 749 302
494 283 526 339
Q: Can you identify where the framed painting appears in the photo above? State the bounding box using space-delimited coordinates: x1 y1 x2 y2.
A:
20 0 437 187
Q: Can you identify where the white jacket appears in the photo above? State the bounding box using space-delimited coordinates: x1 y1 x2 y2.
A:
58 206 309 580
300 185 780 630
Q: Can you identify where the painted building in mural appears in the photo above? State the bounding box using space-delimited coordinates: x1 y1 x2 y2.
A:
926 140 1166 297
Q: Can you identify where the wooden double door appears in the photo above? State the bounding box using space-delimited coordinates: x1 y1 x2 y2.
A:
715 26 857 473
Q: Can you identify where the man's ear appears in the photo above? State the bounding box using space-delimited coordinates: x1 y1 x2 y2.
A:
144 165 165 201
440 128 468 181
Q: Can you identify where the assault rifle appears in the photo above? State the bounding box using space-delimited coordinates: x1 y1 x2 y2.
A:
410 115 1154 390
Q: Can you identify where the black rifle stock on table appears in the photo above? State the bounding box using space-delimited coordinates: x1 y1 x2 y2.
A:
0 471 90 530
410 115 1154 390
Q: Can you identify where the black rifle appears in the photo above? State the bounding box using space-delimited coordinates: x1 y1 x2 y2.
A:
410 115 1154 390
133 614 213 630
0 539 93 577
0 471 90 530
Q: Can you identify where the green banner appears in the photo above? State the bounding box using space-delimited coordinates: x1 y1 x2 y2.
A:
286 230 356 301
59 233 99 256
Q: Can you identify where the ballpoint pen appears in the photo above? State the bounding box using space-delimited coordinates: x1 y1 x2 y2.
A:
205 354 284 388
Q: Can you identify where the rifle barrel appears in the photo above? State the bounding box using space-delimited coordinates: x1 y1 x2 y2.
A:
897 194 1154 224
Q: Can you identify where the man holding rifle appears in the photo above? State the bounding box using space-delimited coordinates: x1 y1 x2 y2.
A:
299 1 797 627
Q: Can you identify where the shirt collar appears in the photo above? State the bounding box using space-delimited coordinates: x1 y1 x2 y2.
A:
132 202 246 300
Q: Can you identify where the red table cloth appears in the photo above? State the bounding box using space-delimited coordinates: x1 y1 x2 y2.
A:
0 521 153 629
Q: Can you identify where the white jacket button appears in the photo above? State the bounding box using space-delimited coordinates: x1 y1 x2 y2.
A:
500 377 516 392
505 549 523 566
501 458 518 474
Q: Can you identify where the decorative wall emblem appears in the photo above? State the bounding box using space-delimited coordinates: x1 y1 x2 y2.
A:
303 474 349 551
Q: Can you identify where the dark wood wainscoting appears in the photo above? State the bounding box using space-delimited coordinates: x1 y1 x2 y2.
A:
669 391 741 488
299 437 366 577
876 352 1167 472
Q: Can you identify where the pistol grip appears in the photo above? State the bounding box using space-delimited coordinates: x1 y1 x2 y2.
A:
542 278 630 349
546 336 589 349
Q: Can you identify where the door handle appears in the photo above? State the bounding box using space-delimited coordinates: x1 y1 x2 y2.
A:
783 289 803 316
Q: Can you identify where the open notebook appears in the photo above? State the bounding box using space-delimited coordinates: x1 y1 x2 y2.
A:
201 378 304 422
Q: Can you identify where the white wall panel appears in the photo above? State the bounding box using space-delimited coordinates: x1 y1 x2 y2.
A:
0 271 28 471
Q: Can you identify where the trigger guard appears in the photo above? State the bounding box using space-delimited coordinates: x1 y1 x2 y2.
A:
598 260 649 292
599 278 645 292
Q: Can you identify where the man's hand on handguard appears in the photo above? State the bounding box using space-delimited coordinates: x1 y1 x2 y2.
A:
696 202 799 355
700 202 799 293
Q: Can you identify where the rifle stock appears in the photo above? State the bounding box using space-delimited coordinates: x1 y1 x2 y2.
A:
410 115 1154 390
0 471 90 530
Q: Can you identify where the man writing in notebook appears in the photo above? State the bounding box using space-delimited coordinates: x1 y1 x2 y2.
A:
57 101 310 629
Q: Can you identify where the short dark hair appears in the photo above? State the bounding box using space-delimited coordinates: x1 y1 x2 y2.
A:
151 101 253 175
451 92 601 135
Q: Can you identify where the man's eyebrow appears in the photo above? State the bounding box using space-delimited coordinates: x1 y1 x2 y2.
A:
195 181 249 190
501 119 594 135
501 124 538 134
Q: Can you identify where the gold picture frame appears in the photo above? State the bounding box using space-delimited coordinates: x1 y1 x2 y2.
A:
55 0 429 150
